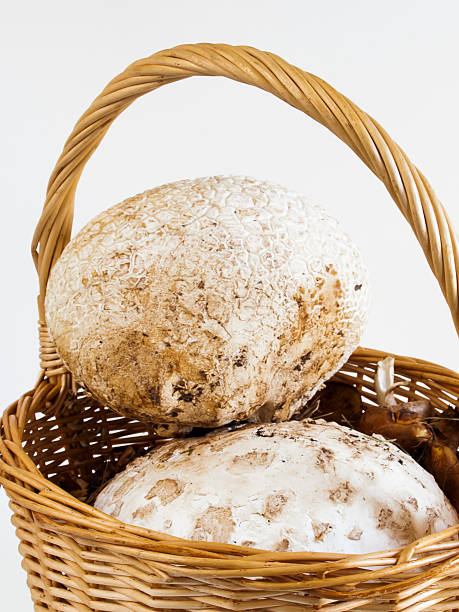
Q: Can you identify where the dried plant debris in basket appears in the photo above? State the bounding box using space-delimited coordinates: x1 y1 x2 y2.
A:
422 406 459 511
45 175 370 429
423 440 459 511
359 357 433 453
293 381 362 427
431 406 459 445
94 420 458 554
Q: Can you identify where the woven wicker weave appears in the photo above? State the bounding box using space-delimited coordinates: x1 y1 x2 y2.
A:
1 43 459 611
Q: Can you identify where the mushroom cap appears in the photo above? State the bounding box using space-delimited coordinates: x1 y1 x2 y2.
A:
94 420 458 553
45 176 370 427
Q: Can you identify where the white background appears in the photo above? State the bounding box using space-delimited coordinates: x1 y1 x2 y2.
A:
1 1 458 609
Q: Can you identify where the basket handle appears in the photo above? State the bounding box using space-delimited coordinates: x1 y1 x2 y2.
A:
33 42 459 336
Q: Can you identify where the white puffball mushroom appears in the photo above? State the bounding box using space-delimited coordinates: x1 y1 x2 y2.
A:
94 420 458 553
45 176 369 427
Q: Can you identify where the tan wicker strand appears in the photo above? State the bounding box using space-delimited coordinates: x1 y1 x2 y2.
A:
1 42 459 611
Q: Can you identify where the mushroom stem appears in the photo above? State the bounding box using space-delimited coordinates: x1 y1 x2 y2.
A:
375 357 407 408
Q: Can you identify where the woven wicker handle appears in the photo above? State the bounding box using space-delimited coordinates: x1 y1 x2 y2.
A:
33 42 459 336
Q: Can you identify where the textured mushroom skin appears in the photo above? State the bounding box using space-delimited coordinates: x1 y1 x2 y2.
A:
45 176 370 426
94 420 458 553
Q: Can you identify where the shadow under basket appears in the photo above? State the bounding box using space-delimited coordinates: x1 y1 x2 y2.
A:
1 43 459 611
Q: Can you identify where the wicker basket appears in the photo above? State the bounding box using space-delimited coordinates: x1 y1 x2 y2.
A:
1 43 459 612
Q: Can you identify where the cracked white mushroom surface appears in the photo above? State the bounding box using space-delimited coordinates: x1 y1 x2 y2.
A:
45 176 370 427
94 420 458 553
